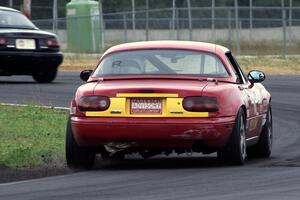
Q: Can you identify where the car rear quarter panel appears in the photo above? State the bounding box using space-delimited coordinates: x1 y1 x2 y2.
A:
75 82 96 100
202 82 246 118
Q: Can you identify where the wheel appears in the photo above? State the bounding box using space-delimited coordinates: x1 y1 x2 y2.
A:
217 108 247 165
247 106 273 158
32 68 57 83
66 118 95 170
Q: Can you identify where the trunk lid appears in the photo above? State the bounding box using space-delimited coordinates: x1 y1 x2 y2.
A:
83 79 210 118
0 29 55 38
93 79 208 97
0 29 57 52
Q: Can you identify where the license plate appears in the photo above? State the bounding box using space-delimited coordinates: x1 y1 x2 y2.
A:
130 98 162 114
16 39 36 50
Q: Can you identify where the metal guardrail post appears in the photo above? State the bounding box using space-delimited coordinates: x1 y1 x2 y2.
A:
145 0 149 41
249 0 253 41
132 0 136 35
289 0 293 42
9 0 13 7
176 8 179 40
234 0 240 55
101 20 105 51
172 0 176 39
99 1 105 51
123 14 128 43
227 9 232 45
187 0 192 40
282 9 287 58
212 0 215 43
52 0 58 34
281 0 287 58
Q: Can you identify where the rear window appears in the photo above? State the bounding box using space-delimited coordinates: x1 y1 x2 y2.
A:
0 10 36 29
94 49 229 77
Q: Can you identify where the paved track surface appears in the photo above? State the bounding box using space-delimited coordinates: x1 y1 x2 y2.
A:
0 73 300 200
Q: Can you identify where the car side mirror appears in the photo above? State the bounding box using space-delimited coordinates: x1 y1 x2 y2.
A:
247 70 265 84
80 70 93 82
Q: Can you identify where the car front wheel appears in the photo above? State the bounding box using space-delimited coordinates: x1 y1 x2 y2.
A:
32 69 57 83
217 108 247 165
66 118 95 170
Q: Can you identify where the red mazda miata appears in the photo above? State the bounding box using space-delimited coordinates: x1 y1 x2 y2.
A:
66 41 272 169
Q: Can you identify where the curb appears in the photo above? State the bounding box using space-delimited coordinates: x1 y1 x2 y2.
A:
0 103 69 111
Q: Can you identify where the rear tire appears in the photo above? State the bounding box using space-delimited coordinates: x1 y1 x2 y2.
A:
32 68 57 83
66 118 95 170
217 109 247 165
247 106 272 158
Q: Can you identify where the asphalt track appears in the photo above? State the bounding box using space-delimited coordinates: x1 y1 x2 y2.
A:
0 72 300 200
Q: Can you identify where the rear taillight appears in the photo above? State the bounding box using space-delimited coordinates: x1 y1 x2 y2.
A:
183 97 219 112
0 38 6 46
47 38 59 48
70 99 77 115
78 96 110 112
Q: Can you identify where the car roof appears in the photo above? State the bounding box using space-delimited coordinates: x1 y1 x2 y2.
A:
0 6 20 13
103 41 230 57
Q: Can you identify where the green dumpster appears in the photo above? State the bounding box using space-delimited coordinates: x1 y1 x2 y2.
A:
66 0 102 53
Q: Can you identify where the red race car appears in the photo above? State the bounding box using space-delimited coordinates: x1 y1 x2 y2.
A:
66 41 272 169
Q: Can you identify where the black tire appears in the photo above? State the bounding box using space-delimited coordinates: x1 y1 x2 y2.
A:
247 106 273 158
217 108 247 165
66 118 95 170
32 68 57 83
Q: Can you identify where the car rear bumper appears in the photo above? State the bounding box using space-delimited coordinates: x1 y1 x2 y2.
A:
71 116 236 148
0 51 63 74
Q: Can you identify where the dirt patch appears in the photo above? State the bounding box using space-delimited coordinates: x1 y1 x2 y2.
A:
0 165 72 184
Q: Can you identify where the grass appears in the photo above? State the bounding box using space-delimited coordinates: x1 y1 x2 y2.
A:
0 105 68 168
238 56 300 75
217 41 300 56
60 54 300 75
61 54 100 72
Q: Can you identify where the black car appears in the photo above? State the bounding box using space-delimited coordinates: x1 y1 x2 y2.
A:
0 6 63 83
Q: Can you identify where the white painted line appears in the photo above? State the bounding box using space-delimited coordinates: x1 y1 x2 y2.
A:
0 103 69 111
0 172 90 187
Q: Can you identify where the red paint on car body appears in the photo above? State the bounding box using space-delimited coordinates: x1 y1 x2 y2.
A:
70 41 271 151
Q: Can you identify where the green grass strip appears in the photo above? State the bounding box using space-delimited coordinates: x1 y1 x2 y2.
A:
0 105 68 168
